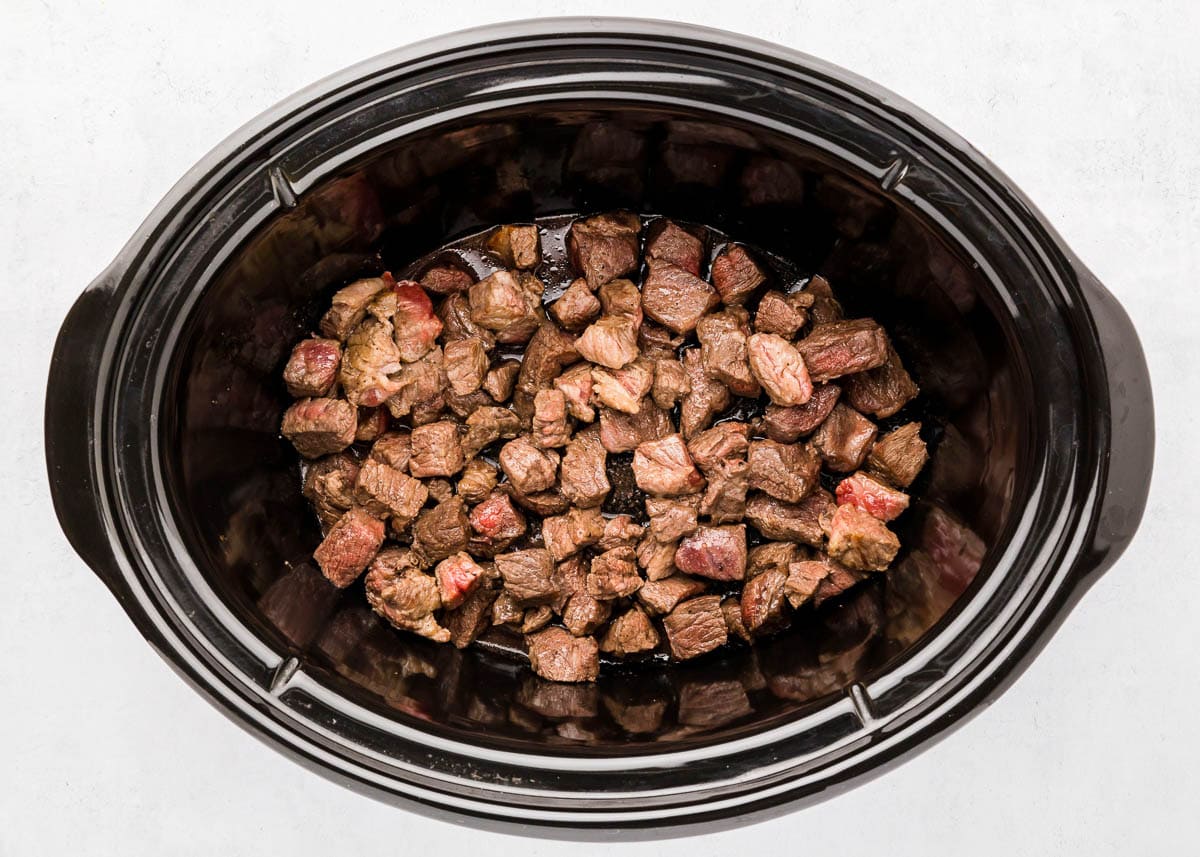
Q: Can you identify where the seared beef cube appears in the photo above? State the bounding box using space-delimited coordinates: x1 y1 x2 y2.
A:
784 558 833 607
599 607 660 657
747 542 800 579
645 219 704 275
419 262 475 295
652 358 691 410
843 345 918 418
826 503 900 571
678 679 752 728
576 315 639 369
522 605 555 634
697 308 760 397
458 457 499 504
598 403 673 453
562 593 611 637
747 333 813 406
354 458 428 524
867 421 928 488
566 211 640 289
527 627 600 683
745 490 834 547
812 563 868 606
633 434 705 496
499 436 559 494
412 497 470 564
700 458 749 523
469 270 543 345
355 407 389 442
663 595 728 660
597 515 645 551
315 507 386 587
687 422 751 472
637 321 684 361
674 525 747 581
339 317 404 407
795 319 888 382
319 277 388 341
811 403 878 472
443 337 489 396
560 425 610 508
282 397 357 458
710 244 766 305
487 224 541 269
532 389 572 449
646 496 700 542
680 348 731 439
505 485 571 517
551 278 603 331
462 406 522 459
741 568 789 635
443 585 498 649
637 574 706 615
496 548 558 605
599 278 644 325
468 490 527 551
550 554 588 610
426 477 454 506
586 546 643 599
542 507 607 561
438 292 496 349
492 590 524 626
391 280 444 362
409 421 464 477
434 552 485 610
385 346 445 422
554 363 596 422
836 472 910 521
753 290 809 338
636 535 678 582
445 388 493 421
763 384 841 442
283 337 342 397
364 548 449 642
722 597 751 642
747 439 820 503
591 359 654 413
641 259 720 334
483 358 521 402
805 275 844 325
514 321 579 417
369 431 411 470
302 453 360 527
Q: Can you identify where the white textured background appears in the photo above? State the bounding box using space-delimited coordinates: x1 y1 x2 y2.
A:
3 1 1197 853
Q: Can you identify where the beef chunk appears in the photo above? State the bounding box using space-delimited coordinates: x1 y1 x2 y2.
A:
438 292 496 349
391 281 444 362
364 548 449 642
586 546 643 599
591 359 654 414
747 333 813 406
687 422 751 472
522 605 555 634
697 308 760 397
598 278 644 327
527 627 600 683
813 563 868 607
710 244 766 305
636 535 678 581
562 593 611 637
492 590 524 626
443 585 498 649
554 363 596 422
637 574 706 615
505 485 571 517
487 224 541 269
550 552 588 608
458 457 499 504
699 458 749 523
468 490 527 552
641 259 720 334
283 337 342 397
646 496 700 542
576 315 639 369
836 472 910 521
550 278 602 331
302 453 360 527
532 389 572 448
462 406 522 459
514 321 579 417
747 439 820 503
843 345 918 418
763 384 841 442
355 407 389 442
412 497 470 564
443 337 489 396
722 597 751 642
409 421 465 477
598 403 672 453
795 319 888 383
805 275 844 325
282 397 357 458
483 358 521 402
567 211 640 289
811 403 878 472
652 359 691 410
597 515 645 551
496 548 558 605
783 558 833 607
542 507 607 561
384 345 445 421
338 317 404 407
674 525 747 581
425 478 455 504
559 425 610 508
745 490 834 547
469 270 543 344
354 458 428 524
753 290 809 338
633 434 705 496
663 595 728 660
369 431 411 470
599 607 660 657
826 503 900 571
741 567 789 635
499 436 559 494
867 421 928 488
680 348 731 439
747 541 800 579
419 262 475 296
645 219 704 275
315 507 386 587
637 321 684 361
434 552 485 609
320 277 388 340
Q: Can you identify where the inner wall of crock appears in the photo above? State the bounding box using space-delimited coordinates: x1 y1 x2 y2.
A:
172 103 1020 752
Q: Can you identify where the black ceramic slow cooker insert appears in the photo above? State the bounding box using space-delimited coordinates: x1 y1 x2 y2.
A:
45 19 1154 836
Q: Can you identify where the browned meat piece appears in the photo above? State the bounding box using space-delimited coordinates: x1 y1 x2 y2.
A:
843 345 918 418
633 434 705 496
646 496 700 542
784 558 833 607
419 262 475 296
599 607 660 657
384 345 445 422
487 224 541 269
554 363 595 422
532 389 572 449
867 422 928 488
282 397 357 458
687 422 750 472
482 358 520 402
320 277 388 340
496 548 558 605
597 515 645 551
443 337 489 396
805 275 844 325
699 458 749 523
636 535 678 581
697 308 760 397
645 219 704 276
434 551 485 609
369 430 411 470
412 497 470 564
550 554 588 610
680 348 731 439
638 321 684 361
550 278 602 331
527 627 599 683
663 595 728 660
575 315 639 369
562 593 611 637
514 321 579 417
425 478 455 504
521 605 555 634
461 406 522 459
598 403 673 454
559 425 609 508
315 507 386 587
302 453 360 527
722 597 751 642
283 337 342 397
741 567 789 635
637 574 706 615
753 290 810 338
811 403 878 472
836 472 910 521
598 278 643 327
567 211 640 289
826 503 900 571
468 490 527 552
747 333 813 406
710 244 766 305
586 546 643 599
457 457 499 504
674 525 747 581
542 507 607 561
391 281 444 362
813 563 868 606
745 490 834 547
505 485 571 517
747 542 800 579
491 590 524 626
364 548 449 642
469 270 543 345
445 388 492 421
591 359 653 413
339 318 404 407
641 260 720 334
438 292 496 349
443 584 498 649
763 384 841 442
354 458 428 524
651 359 691 410
747 439 820 503
355 407 389 442
499 436 559 494
409 421 465 477
795 319 888 383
